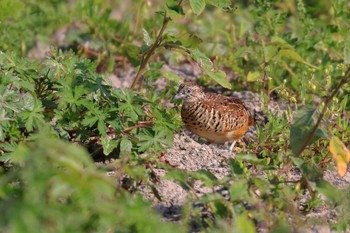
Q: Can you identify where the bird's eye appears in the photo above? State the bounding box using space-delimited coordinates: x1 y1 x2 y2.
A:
186 89 191 94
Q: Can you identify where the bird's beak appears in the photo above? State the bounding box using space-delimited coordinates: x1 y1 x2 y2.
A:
173 92 185 100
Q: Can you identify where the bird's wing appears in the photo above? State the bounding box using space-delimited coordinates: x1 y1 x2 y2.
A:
202 93 254 131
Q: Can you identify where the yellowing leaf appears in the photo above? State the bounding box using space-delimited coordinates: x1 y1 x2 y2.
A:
279 49 319 70
329 136 350 177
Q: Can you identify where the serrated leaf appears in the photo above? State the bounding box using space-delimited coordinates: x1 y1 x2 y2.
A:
279 49 319 70
206 70 231 89
101 136 118 155
247 71 260 82
329 136 350 177
189 0 206 15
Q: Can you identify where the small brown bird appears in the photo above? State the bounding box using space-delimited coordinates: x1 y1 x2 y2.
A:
174 82 254 150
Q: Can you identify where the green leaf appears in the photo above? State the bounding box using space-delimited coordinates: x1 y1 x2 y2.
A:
101 136 118 155
190 49 213 70
344 39 350 64
290 107 327 155
161 71 183 84
279 49 319 70
300 162 323 181
189 0 206 15
247 71 260 82
190 169 217 187
142 28 152 46
166 4 185 19
206 70 231 89
179 33 203 48
206 0 233 10
270 36 294 50
122 43 141 66
236 213 256 233
230 159 244 175
164 169 189 182
230 180 249 202
316 179 344 204
120 138 132 155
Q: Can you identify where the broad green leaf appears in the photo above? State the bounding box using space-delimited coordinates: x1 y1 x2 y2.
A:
236 213 256 233
120 138 132 155
164 170 189 184
166 4 185 19
247 71 260 82
206 0 232 10
329 136 350 177
210 200 228 217
290 107 327 155
316 179 344 204
230 159 244 175
230 180 249 202
161 71 183 84
179 33 203 48
206 70 231 89
190 169 217 187
190 49 213 70
279 49 319 70
189 0 206 15
300 162 323 181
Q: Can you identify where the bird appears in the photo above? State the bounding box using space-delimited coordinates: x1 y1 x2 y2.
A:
174 82 254 151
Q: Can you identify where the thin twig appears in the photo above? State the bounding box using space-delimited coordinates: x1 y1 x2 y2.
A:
277 66 350 177
130 12 171 90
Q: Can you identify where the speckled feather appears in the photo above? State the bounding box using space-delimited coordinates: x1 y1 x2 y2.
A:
175 82 254 143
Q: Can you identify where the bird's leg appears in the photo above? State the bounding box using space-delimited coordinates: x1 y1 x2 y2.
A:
229 141 237 152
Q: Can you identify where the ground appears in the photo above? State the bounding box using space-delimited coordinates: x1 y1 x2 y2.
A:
105 64 350 232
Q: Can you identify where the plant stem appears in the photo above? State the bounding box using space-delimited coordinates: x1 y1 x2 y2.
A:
277 66 350 176
130 12 171 90
295 66 350 157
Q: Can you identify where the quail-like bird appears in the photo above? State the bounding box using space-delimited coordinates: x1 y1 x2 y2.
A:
174 82 254 150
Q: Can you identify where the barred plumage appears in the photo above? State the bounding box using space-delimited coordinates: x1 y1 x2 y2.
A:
174 82 253 144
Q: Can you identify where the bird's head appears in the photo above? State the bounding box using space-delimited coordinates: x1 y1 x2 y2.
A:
174 82 205 102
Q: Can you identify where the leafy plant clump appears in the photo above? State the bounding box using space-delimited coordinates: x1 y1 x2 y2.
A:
0 49 180 157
